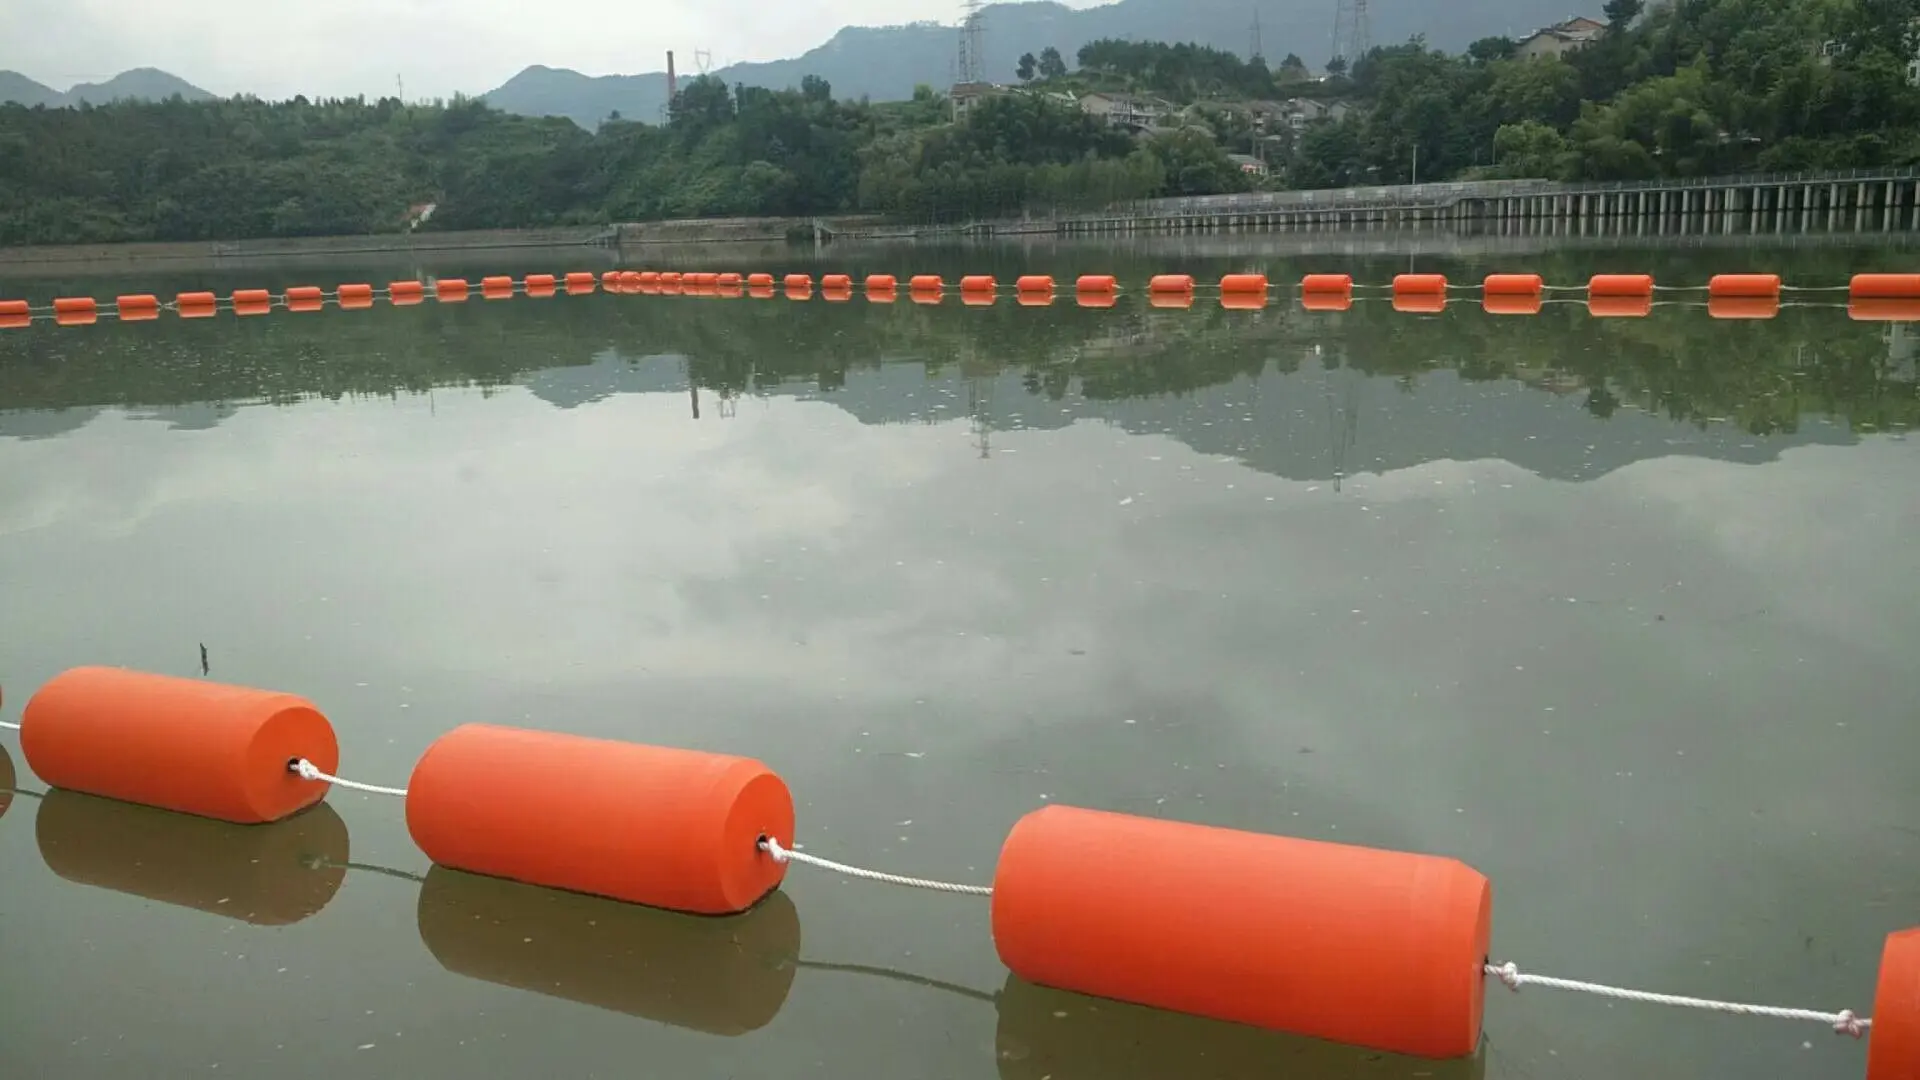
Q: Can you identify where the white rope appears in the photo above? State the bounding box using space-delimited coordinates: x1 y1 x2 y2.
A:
290 758 408 798
759 836 994 897
1487 962 1870 1036
0 720 20 730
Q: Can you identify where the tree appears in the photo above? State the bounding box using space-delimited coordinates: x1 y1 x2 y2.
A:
1017 53 1037 81
1603 0 1644 27
1467 36 1517 63
1038 47 1068 79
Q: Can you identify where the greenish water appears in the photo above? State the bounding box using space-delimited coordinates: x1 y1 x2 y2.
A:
1 243 1918 1080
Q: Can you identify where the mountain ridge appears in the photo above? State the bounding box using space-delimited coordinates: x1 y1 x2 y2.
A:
0 67 213 108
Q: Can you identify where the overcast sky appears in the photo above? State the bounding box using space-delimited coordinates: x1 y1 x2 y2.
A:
3 0 1107 101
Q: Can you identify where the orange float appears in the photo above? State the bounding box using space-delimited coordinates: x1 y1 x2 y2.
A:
602 271 625 291
525 274 558 297
655 272 681 295
565 272 598 294
1394 273 1448 297
820 274 852 290
1588 294 1652 318
337 283 375 309
36 789 350 926
822 284 853 302
963 290 996 307
716 272 743 288
1018 292 1054 307
866 274 898 293
747 273 775 289
418 867 802 1033
1588 273 1654 298
115 294 161 322
910 275 944 292
233 289 273 316
1076 275 1117 294
0 299 29 329
1868 928 1920 1080
1394 292 1448 314
390 281 426 305
1708 273 1781 299
1301 273 1353 295
991 804 1490 1060
176 290 218 317
480 276 514 300
960 275 997 293
405 724 792 915
1077 291 1117 309
1220 292 1267 310
1482 273 1542 297
1148 274 1194 293
912 289 944 305
1851 273 1920 301
784 273 812 290
435 279 470 303
1220 273 1268 295
285 285 325 312
53 297 98 325
20 667 337 825
1016 275 1054 294
1301 291 1353 312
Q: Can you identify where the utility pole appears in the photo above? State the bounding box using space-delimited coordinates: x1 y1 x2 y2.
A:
1251 9 1264 63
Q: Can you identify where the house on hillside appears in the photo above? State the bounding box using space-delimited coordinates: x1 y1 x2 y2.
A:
950 82 1009 119
1227 153 1269 177
1079 92 1173 131
1515 16 1608 60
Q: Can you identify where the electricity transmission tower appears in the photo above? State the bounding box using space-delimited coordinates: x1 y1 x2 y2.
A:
957 0 986 84
1331 0 1371 70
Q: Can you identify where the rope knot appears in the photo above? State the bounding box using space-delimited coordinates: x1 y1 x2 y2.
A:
759 835 791 864
1494 962 1524 992
289 759 321 782
1833 1009 1866 1038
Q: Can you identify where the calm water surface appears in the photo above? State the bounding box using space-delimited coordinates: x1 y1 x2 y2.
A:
2 244 1918 1080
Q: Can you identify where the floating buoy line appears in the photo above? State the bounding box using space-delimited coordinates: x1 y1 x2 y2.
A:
0 668 1913 1073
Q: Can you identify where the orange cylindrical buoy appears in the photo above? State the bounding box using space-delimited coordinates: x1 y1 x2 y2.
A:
36 789 350 926
285 285 325 312
1588 294 1652 318
1220 273 1268 295
991 804 1491 1060
716 272 743 288
1016 275 1053 294
820 274 852 290
603 271 626 292
565 272 598 294
417 866 802 1034
176 291 218 318
910 275 944 293
0 299 30 329
233 289 273 316
525 273 558 297
961 275 996 293
390 280 426 305
337 283 375 309
54 297 99 325
20 667 338 825
1394 273 1448 297
405 725 793 915
1076 275 1118 295
822 284 853 302
1302 291 1353 312
747 273 775 289
1148 274 1194 294
435 279 471 302
1708 273 1781 299
481 276 514 299
1708 295 1779 320
1850 298 1920 322
1483 293 1541 316
1851 273 1920 301
784 274 812 291
1868 927 1920 1080
1482 274 1542 297
866 274 898 293
1301 273 1353 294
1588 273 1654 298
115 294 161 322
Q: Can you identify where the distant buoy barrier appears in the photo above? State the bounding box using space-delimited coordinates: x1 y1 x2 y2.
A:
4 271 1919 327
0 665 1913 1076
